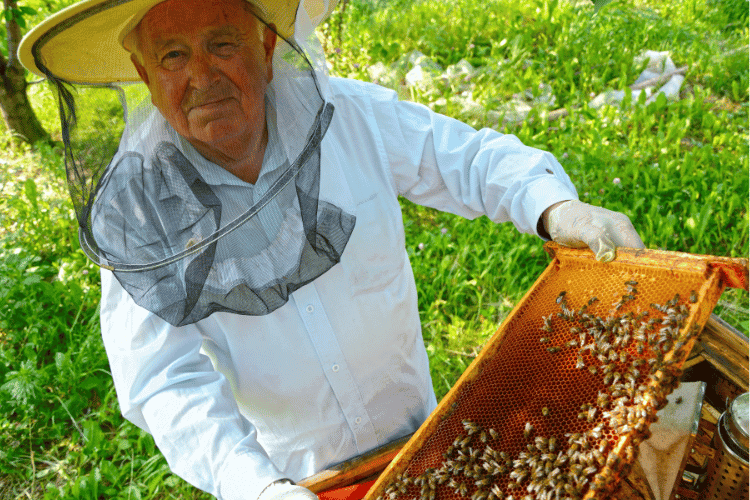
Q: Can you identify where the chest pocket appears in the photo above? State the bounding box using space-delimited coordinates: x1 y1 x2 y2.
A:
343 189 405 295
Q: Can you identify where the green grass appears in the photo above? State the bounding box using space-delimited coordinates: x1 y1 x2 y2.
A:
0 0 748 497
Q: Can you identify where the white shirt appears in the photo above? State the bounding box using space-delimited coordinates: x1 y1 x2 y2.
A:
99 77 578 500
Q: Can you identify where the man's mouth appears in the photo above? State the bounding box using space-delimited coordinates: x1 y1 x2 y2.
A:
191 97 232 111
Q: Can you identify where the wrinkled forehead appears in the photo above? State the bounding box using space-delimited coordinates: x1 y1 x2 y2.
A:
139 0 259 43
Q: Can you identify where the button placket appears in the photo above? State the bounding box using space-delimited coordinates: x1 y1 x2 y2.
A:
293 285 379 452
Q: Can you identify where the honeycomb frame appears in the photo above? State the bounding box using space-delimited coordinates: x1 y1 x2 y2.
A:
365 244 747 500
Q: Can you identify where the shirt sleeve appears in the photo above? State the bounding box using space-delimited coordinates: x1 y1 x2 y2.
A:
369 87 579 237
99 269 287 500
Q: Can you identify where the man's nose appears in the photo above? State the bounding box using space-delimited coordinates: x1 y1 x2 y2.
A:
186 51 220 89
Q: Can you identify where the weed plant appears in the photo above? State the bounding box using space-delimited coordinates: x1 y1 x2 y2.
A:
0 0 747 497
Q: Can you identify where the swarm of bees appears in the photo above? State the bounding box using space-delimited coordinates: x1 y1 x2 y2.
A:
376 280 700 500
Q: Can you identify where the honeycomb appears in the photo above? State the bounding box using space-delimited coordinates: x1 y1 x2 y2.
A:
365 245 738 500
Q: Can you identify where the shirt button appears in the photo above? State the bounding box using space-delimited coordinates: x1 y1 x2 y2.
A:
331 364 340 372
306 305 314 313
355 417 362 425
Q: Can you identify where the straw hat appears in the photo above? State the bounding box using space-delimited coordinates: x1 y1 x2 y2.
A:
18 0 336 85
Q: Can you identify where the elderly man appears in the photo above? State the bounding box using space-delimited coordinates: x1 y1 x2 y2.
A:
20 0 643 499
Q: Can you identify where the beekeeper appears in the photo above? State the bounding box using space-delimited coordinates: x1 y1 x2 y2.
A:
19 0 644 499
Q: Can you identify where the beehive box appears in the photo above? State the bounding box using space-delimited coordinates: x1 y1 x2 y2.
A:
365 244 747 500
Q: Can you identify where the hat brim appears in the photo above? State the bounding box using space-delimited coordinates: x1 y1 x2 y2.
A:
18 0 302 84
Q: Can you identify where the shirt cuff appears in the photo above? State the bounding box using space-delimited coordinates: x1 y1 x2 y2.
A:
217 450 287 500
521 176 578 240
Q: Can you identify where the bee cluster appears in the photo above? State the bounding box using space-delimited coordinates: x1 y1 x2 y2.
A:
376 281 699 500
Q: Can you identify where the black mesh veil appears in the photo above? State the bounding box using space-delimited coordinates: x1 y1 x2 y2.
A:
30 1 356 326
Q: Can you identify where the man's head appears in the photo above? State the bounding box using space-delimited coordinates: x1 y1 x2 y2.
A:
125 0 277 179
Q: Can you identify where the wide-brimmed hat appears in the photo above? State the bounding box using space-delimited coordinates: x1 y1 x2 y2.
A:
18 0 336 85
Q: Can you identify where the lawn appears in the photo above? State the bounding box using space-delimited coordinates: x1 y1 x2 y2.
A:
0 0 747 498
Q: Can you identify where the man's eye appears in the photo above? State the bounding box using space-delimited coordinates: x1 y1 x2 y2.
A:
214 42 237 55
160 50 187 70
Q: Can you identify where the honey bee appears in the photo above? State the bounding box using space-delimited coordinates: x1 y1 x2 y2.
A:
523 422 533 440
597 391 609 408
547 346 561 354
475 478 491 488
539 337 550 344
548 437 557 452
606 452 621 468
457 482 468 497
542 406 550 417
480 430 488 443
556 291 567 304
583 465 598 476
541 315 553 333
592 449 605 466
590 425 604 439
490 485 503 498
588 365 598 375
567 339 578 348
463 419 480 435
598 439 609 454
489 428 499 440
689 290 698 303
587 406 598 422
509 469 527 482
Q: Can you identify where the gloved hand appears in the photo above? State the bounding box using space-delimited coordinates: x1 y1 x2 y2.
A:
258 480 318 500
543 200 645 262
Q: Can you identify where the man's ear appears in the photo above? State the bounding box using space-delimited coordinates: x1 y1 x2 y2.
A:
130 53 150 86
263 24 277 83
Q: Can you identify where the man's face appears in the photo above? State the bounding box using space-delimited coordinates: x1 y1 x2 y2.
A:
131 0 276 160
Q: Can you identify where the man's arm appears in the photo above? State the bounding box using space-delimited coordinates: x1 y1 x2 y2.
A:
99 269 288 500
353 80 642 258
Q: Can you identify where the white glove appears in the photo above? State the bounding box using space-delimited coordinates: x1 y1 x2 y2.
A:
258 480 318 500
543 200 645 262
